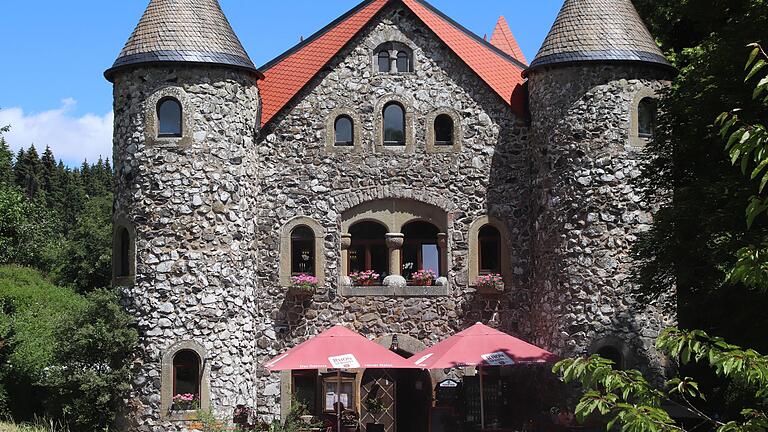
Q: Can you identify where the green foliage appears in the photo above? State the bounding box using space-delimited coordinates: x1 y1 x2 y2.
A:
554 328 768 432
0 188 61 269
42 289 137 431
51 194 113 292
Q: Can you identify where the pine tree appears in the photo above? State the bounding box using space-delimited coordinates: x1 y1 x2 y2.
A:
40 146 61 207
0 126 13 187
14 145 42 199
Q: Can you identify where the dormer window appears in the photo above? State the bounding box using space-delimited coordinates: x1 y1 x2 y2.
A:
396 51 411 73
378 51 391 73
157 97 182 138
374 42 413 74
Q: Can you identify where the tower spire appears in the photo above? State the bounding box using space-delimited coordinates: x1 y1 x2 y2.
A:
490 16 527 65
105 0 259 81
528 0 671 72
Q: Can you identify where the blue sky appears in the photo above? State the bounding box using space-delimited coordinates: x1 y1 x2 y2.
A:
0 1 561 165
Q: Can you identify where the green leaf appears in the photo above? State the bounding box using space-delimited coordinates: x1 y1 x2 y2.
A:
746 59 766 81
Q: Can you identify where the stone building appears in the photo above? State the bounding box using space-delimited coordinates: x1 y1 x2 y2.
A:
104 0 676 430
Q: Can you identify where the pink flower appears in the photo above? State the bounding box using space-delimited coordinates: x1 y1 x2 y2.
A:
291 274 318 289
477 273 504 290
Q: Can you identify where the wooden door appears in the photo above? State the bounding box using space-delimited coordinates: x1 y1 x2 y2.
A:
361 370 396 432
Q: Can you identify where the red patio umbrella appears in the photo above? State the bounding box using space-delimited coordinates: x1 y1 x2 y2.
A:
410 322 557 430
264 325 414 432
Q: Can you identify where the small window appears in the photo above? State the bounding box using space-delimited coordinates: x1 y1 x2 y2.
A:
173 350 201 401
478 225 501 275
378 51 390 73
348 221 388 278
291 226 315 276
383 102 405 146
637 98 656 139
396 51 410 73
334 116 354 146
117 227 131 277
157 98 182 138
434 115 454 146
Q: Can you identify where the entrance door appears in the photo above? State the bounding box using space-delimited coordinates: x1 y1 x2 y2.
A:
361 370 396 432
394 369 431 432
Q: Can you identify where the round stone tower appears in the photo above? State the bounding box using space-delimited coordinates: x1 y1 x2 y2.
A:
105 0 262 429
525 0 676 376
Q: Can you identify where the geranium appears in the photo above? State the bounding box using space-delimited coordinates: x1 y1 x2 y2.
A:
349 270 380 286
411 269 437 286
291 274 318 291
477 273 504 291
172 393 199 411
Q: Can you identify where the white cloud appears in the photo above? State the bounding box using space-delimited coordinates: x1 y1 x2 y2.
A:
0 99 113 166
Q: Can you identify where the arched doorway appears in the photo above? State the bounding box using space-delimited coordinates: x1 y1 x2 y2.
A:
363 335 431 432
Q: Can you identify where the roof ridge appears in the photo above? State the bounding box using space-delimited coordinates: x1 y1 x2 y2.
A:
260 0 378 72
410 0 528 71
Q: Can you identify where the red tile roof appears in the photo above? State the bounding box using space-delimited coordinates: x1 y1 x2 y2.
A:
259 0 527 124
490 16 528 65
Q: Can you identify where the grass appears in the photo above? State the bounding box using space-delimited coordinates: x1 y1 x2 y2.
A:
0 420 69 432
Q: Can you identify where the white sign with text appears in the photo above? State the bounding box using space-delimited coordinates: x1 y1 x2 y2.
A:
328 354 360 369
480 351 515 366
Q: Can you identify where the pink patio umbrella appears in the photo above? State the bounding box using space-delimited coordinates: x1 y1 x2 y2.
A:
264 324 414 432
410 322 557 430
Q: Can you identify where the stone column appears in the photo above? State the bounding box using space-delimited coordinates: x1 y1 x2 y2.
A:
437 233 448 277
389 50 398 73
340 233 351 286
384 233 406 288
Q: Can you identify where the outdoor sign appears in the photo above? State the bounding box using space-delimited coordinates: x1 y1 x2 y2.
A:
480 351 515 366
438 379 459 388
328 354 361 369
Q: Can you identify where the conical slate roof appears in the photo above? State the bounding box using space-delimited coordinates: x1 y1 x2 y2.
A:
105 0 259 80
528 0 671 72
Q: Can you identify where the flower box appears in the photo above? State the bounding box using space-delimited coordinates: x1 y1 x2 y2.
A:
411 269 437 287
350 270 381 286
290 274 318 299
171 393 199 411
476 273 504 293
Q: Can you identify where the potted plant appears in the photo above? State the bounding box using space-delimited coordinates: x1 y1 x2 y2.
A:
363 395 385 415
171 393 199 411
411 269 437 286
350 270 380 286
476 273 504 293
289 274 318 298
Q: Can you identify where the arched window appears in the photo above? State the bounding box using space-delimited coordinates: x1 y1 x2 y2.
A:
377 51 391 73
478 225 501 275
334 116 354 146
396 51 411 73
116 227 131 277
173 349 201 401
637 98 656 139
291 225 315 276
157 98 182 138
348 221 388 279
383 102 405 146
434 114 454 146
596 346 624 370
402 221 441 280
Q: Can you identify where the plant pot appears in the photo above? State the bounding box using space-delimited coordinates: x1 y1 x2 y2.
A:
288 285 315 299
357 280 377 286
475 282 504 294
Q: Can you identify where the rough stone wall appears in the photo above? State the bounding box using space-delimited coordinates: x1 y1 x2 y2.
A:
112 65 260 431
253 5 530 418
527 64 675 377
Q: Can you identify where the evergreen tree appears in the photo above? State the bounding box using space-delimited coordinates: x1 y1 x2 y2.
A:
14 145 42 199
0 126 12 187
39 146 61 207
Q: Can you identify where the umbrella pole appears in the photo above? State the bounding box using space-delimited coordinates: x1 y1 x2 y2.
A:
337 369 342 432
479 365 485 431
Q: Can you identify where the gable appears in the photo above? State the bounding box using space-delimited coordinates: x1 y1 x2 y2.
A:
259 0 527 125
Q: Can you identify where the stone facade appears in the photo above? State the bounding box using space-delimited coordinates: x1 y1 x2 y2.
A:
112 66 261 430
108 2 675 430
253 7 531 417
527 64 675 376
